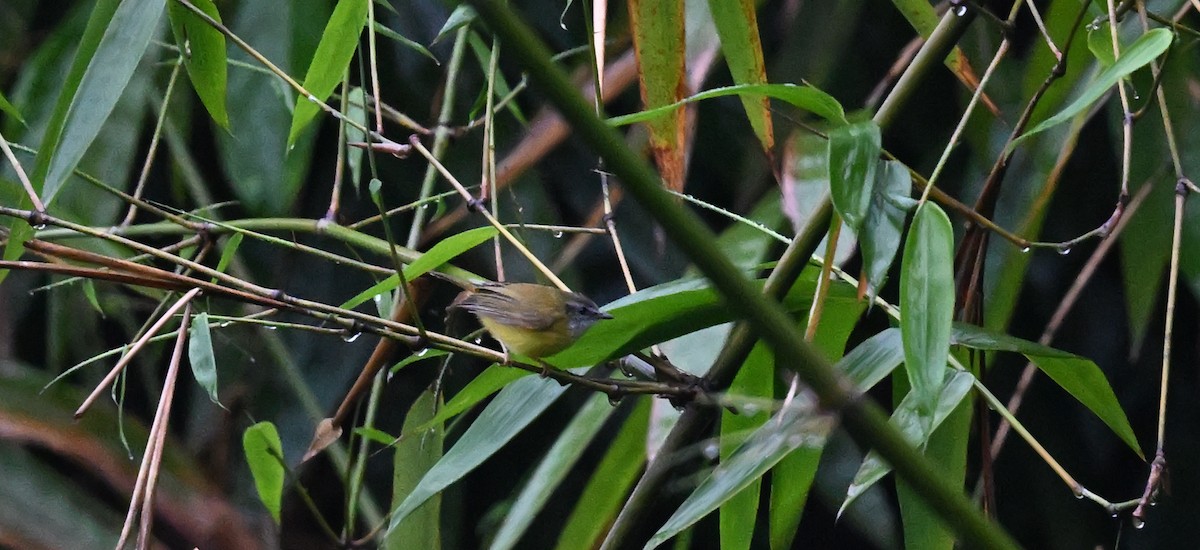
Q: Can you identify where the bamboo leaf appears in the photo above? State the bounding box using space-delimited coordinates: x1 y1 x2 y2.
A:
287 0 368 145
708 0 773 155
827 120 881 232
385 373 571 534
187 312 223 408
39 0 164 203
609 83 846 128
1009 28 1172 151
168 0 229 128
860 159 915 301
900 204 954 417
243 422 285 524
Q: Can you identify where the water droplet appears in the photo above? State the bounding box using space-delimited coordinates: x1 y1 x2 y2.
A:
342 331 362 343
264 325 277 331
553 231 564 239
742 403 760 416
420 204 430 210
607 394 623 407
1133 517 1146 529
1057 246 1072 256
415 348 429 356
619 362 635 378
1074 492 1085 499
673 403 686 412
219 322 232 328
1020 246 1031 253
702 442 719 459
473 337 484 344
32 223 47 230
954 4 967 16
1112 512 1120 518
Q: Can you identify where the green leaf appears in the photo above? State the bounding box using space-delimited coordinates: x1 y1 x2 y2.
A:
555 269 857 368
1028 355 1142 459
896 385 972 550
373 22 439 65
38 0 164 204
389 349 450 374
25 0 120 203
554 400 649 550
1009 28 1172 151
838 328 904 390
287 0 368 145
860 159 915 301
1086 22 1116 67
386 373 571 534
827 120 881 232
187 312 223 407
0 90 25 125
433 4 476 44
490 394 617 550
719 343 774 550
345 86 367 193
707 0 773 154
467 32 525 124
900 204 954 417
81 280 104 316
781 133 831 233
948 322 1141 457
168 0 229 128
400 365 528 437
353 426 396 446
840 370 972 517
212 233 243 280
608 83 846 128
385 390 443 550
949 322 1074 358
338 226 499 310
243 422 285 524
645 405 831 549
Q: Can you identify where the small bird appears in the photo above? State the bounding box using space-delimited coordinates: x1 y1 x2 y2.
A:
430 272 613 361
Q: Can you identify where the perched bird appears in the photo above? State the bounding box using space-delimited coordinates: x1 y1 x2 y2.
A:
430 272 613 361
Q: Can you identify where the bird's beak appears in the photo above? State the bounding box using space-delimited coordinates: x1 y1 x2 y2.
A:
596 310 614 320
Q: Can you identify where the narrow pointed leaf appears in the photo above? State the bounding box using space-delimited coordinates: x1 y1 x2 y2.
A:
187 312 223 407
827 120 881 232
338 226 498 310
41 0 164 203
897 388 971 550
949 323 1142 458
0 90 25 125
1009 28 1172 151
840 370 971 516
168 0 229 128
900 204 954 417
385 390 443 550
719 343 773 550
243 422 285 523
27 0 121 200
645 406 831 549
554 400 650 550
860 159 915 300
386 373 571 534
608 83 846 128
287 0 368 145
708 0 773 155
490 394 616 550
